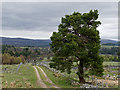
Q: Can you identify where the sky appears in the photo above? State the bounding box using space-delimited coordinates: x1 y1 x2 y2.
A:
1 2 118 40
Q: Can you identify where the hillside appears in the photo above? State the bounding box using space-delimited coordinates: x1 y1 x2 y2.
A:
1 37 51 47
0 37 118 47
100 39 117 44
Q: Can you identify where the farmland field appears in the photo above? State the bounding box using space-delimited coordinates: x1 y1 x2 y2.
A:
101 45 118 48
103 61 118 66
1 61 119 88
2 64 38 88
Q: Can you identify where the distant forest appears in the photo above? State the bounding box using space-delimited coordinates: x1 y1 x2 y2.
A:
1 45 53 64
100 47 118 55
1 44 119 65
0 37 119 65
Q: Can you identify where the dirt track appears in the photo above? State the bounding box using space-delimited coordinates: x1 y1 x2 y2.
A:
33 66 47 88
37 66 61 89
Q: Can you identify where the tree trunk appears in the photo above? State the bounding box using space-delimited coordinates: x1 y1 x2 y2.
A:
78 60 85 83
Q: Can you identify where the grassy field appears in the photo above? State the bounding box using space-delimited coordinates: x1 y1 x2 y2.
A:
39 66 75 88
65 61 119 80
103 61 118 66
2 64 39 88
1 64 76 88
1 61 119 88
39 65 118 88
73 61 119 67
0 65 2 88
101 45 118 48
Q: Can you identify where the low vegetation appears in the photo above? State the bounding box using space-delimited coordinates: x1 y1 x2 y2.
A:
2 64 39 88
39 65 74 88
1 44 119 88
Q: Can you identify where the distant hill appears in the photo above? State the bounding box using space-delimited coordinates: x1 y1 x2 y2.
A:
1 37 51 47
0 37 118 47
100 39 117 44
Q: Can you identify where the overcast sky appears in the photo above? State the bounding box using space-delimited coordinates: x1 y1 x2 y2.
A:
2 2 118 40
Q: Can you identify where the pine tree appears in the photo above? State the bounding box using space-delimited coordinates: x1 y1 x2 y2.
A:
50 10 104 83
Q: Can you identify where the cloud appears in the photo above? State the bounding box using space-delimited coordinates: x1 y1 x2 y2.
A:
2 29 54 39
2 2 118 40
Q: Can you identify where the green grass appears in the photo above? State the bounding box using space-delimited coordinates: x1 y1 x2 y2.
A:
103 61 118 66
36 66 53 88
39 65 118 88
39 65 75 88
73 61 119 67
103 71 118 76
73 61 119 76
101 45 118 48
2 62 119 88
2 64 39 88
0 65 2 88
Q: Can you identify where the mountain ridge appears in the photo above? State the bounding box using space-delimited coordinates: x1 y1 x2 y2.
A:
0 37 118 47
1 37 51 47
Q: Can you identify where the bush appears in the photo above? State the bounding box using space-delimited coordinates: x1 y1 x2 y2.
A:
2 53 25 64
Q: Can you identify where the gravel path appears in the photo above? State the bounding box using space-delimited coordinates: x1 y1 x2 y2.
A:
37 66 61 89
33 66 48 88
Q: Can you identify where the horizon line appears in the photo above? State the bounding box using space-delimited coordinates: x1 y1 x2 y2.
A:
0 36 118 41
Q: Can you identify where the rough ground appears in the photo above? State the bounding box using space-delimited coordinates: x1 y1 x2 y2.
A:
97 79 118 86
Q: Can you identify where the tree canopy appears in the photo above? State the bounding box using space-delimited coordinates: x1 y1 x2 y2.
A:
50 10 104 83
